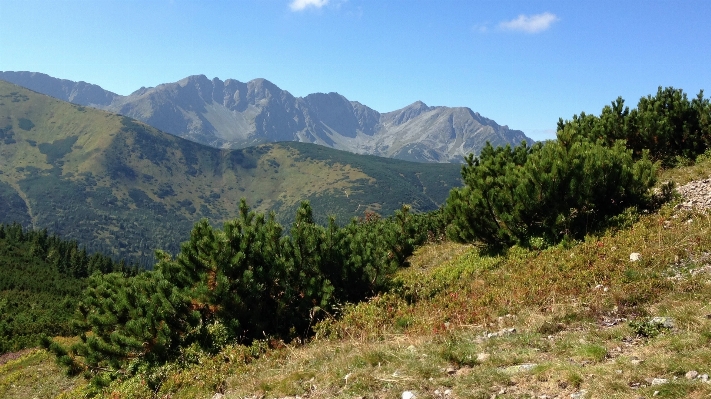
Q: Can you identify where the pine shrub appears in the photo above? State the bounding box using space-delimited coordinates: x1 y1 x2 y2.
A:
445 133 656 250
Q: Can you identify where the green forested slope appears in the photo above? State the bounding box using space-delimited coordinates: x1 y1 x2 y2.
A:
0 224 135 354
0 81 461 264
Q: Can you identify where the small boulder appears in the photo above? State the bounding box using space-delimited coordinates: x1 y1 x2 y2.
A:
685 370 699 380
649 317 675 329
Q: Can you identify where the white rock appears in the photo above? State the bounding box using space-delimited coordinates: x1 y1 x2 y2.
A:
402 391 416 399
685 370 698 379
651 378 668 385
650 316 675 329
630 252 641 262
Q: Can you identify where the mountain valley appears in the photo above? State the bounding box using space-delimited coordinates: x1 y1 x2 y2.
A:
0 81 462 264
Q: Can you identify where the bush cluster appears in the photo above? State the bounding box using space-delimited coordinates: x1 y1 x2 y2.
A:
445 135 656 250
44 200 443 388
445 86 710 250
557 87 711 166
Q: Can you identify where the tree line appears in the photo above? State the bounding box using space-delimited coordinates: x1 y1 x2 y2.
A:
0 223 139 353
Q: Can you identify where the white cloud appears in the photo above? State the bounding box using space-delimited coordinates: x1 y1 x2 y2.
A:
290 0 329 11
499 12 559 33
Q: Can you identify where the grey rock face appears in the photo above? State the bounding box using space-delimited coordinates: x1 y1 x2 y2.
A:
0 71 117 106
0 72 533 162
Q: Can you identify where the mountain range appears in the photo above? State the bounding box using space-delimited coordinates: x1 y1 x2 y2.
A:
0 81 462 264
0 71 532 163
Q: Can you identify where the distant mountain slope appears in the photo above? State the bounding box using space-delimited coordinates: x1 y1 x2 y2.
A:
0 71 532 162
0 81 461 264
0 71 118 107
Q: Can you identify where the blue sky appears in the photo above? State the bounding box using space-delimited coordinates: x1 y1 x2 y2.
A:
1 0 709 140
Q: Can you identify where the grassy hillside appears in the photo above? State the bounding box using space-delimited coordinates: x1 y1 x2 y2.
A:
5 84 708 399
0 81 461 264
3 159 711 399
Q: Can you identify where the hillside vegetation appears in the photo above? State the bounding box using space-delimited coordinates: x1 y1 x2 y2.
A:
0 224 138 354
2 86 711 399
0 81 461 264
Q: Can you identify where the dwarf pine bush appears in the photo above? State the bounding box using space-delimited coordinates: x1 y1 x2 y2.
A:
445 130 656 250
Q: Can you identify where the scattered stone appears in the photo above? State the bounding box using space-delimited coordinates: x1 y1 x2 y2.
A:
700 374 709 383
649 316 675 329
211 394 224 399
570 390 588 399
653 390 660 396
445 366 457 375
686 370 699 380
477 353 491 362
402 391 416 399
486 327 516 338
630 252 641 262
650 378 668 385
630 357 644 365
675 178 711 211
434 388 453 397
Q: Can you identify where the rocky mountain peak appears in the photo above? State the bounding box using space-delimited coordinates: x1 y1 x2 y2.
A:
0 71 534 163
386 100 433 125
245 78 285 103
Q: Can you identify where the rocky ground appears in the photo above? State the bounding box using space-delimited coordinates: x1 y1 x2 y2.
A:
675 177 711 210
